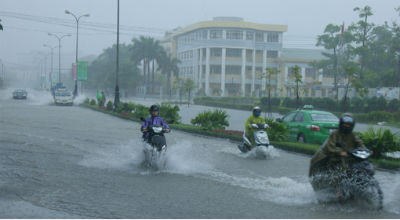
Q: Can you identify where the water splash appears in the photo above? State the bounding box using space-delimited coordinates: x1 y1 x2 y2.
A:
376 172 400 214
78 140 144 170
164 140 214 175
204 170 316 205
240 145 280 159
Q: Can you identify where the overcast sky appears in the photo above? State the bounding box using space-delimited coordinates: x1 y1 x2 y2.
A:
0 0 399 72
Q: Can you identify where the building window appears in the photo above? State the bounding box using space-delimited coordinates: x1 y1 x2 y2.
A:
267 32 279 42
210 30 222 39
210 65 221 74
321 88 326 97
267 50 278 58
306 68 316 79
226 65 242 75
246 31 254 40
210 48 222 57
201 30 208 39
226 48 242 57
226 30 243 40
255 32 264 42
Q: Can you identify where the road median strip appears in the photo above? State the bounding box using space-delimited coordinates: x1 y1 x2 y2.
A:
80 103 400 170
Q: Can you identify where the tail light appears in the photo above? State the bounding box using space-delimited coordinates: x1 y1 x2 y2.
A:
311 125 320 131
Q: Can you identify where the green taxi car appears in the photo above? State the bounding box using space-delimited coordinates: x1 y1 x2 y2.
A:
278 105 339 144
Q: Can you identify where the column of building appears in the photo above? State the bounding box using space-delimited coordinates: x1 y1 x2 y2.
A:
241 49 246 96
193 48 198 90
262 50 267 91
221 48 226 96
199 48 203 89
205 47 210 96
251 49 256 95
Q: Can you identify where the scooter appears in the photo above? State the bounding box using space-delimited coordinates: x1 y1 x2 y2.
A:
310 146 383 210
140 119 169 170
237 123 271 158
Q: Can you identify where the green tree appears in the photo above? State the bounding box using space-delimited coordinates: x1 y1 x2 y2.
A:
392 6 400 87
259 67 279 117
131 36 164 95
87 43 141 93
172 77 184 103
290 65 302 108
157 52 181 99
183 78 195 107
315 23 353 100
341 62 367 112
348 5 374 83
0 19 3 31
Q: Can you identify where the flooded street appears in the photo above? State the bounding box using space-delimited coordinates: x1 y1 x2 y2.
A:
0 90 399 218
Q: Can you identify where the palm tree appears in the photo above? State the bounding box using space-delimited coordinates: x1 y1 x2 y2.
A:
158 52 181 99
131 36 164 94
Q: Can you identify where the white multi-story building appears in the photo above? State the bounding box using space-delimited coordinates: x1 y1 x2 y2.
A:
167 17 334 98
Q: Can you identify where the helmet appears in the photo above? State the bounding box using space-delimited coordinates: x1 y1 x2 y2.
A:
339 113 355 134
149 105 160 113
252 106 262 117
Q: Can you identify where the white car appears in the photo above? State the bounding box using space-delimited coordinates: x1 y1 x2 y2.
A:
54 89 73 106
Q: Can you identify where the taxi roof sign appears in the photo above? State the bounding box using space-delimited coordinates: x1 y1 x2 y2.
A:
303 105 313 110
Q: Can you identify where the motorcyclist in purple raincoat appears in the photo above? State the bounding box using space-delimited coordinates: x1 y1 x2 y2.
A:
141 105 170 142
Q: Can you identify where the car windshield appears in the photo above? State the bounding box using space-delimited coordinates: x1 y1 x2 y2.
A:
310 113 339 122
55 91 72 96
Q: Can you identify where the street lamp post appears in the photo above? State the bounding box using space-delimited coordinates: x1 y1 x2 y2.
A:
65 10 89 97
43 44 56 88
48 33 71 84
114 0 120 109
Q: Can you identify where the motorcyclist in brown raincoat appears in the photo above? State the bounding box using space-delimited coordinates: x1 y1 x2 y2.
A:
309 113 367 192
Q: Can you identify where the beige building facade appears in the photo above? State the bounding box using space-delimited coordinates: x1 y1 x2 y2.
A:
166 17 334 98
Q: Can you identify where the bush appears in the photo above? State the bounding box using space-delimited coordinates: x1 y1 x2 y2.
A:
265 118 288 141
90 99 96 105
349 97 365 113
83 98 90 104
358 127 400 158
106 101 113 111
160 103 181 124
387 99 400 112
115 102 135 113
366 97 387 112
131 104 149 119
191 109 229 130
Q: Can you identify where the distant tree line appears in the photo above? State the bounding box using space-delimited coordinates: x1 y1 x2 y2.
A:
313 5 400 101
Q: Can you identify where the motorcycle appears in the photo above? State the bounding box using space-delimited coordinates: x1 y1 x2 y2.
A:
310 146 383 210
140 118 169 170
237 123 272 159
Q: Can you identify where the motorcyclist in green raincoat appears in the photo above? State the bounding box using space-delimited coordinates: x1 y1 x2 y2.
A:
245 106 266 148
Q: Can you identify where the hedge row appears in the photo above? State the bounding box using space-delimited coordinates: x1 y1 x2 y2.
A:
194 96 400 123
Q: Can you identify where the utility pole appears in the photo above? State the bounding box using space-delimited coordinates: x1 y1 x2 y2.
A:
44 44 56 88
114 0 120 109
65 10 90 97
48 33 71 84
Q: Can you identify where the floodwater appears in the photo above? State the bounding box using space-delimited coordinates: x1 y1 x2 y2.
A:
0 90 399 218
